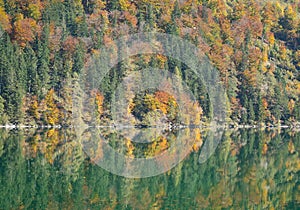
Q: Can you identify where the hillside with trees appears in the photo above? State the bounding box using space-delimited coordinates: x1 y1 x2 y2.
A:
0 0 300 127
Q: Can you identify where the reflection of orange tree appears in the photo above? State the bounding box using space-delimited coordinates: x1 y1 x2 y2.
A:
85 132 135 162
144 136 170 157
192 128 203 152
98 129 180 159
125 138 135 158
25 133 41 157
98 128 204 170
24 129 71 164
21 130 61 164
90 139 104 163
89 127 204 165
24 129 84 181
104 133 133 157
154 128 197 171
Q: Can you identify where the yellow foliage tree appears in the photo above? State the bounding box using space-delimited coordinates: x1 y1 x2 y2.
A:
29 96 39 120
0 6 11 32
45 89 60 125
91 89 104 116
28 3 41 20
45 129 60 164
119 0 130 11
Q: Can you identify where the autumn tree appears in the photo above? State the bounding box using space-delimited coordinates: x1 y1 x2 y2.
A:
44 89 60 125
0 4 11 33
277 5 299 48
13 17 37 47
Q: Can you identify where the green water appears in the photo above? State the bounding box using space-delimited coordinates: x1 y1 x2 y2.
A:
0 129 299 209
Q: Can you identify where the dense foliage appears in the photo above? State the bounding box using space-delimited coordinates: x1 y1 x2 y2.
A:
0 0 300 126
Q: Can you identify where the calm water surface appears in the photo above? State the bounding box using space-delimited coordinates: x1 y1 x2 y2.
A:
0 128 299 209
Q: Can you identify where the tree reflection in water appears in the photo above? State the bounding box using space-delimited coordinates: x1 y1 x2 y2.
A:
0 128 299 209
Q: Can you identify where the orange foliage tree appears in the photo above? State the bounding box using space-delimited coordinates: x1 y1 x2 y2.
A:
13 17 37 47
90 89 104 117
154 91 176 114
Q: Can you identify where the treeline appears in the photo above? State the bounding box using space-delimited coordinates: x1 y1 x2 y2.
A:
0 0 300 126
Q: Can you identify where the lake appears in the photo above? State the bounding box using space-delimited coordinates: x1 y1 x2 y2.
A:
0 128 299 209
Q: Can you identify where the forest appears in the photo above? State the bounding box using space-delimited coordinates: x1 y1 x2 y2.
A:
0 0 300 127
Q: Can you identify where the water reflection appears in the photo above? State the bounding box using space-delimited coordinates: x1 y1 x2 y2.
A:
0 129 299 209
81 127 205 178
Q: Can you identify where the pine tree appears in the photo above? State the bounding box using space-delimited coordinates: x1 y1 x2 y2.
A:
241 95 249 124
49 52 60 91
145 4 155 31
64 0 78 36
107 0 120 11
72 42 85 74
16 48 27 94
171 0 181 20
77 13 88 37
0 34 24 122
24 46 39 94
36 26 50 97
256 93 265 123
248 99 255 123
0 95 6 123
294 101 300 121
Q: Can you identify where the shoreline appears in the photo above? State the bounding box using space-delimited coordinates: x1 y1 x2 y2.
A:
0 123 300 130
